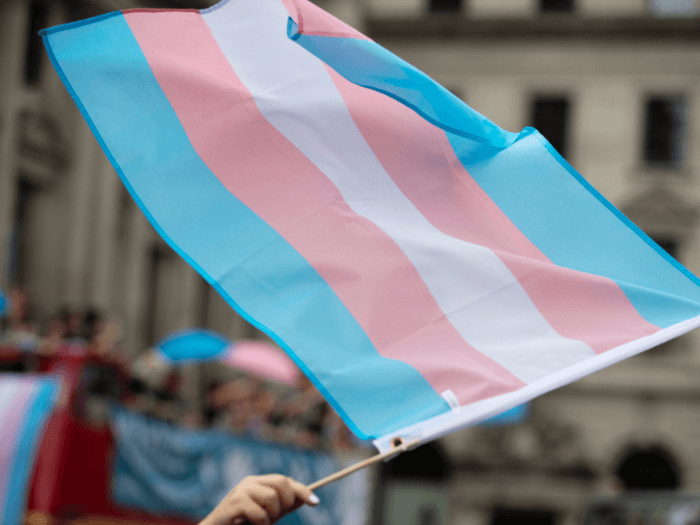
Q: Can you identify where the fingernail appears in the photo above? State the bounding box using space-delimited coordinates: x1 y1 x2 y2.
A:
309 493 320 505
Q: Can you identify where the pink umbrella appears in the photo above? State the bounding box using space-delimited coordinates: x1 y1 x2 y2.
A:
222 341 298 385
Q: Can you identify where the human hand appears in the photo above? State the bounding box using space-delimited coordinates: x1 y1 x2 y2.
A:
200 475 320 525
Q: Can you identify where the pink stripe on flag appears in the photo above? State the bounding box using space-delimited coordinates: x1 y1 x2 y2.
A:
0 383 36 508
124 11 526 404
324 66 661 354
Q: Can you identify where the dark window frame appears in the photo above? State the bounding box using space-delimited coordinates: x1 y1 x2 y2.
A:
24 1 49 86
650 234 680 261
539 0 575 13
642 94 688 169
491 507 559 525
429 0 463 13
531 95 571 160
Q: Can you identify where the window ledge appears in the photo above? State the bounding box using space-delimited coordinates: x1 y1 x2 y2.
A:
633 165 694 178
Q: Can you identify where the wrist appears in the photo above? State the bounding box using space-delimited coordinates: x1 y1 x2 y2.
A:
199 511 221 525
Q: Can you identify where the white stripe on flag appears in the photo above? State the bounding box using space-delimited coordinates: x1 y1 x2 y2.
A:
0 382 19 420
201 0 596 383
373 313 700 450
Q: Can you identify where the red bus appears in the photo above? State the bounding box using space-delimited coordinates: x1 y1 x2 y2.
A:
0 346 196 525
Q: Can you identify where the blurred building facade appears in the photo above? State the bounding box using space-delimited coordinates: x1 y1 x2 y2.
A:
1 0 700 524
351 1 700 525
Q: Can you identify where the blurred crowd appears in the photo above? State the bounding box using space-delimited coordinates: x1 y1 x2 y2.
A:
0 287 361 452
126 360 360 451
0 287 124 362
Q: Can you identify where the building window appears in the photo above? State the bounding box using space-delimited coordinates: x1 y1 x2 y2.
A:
491 508 558 525
429 0 462 13
9 180 38 287
615 446 680 490
531 96 570 159
651 235 680 260
643 95 688 168
24 1 48 86
649 0 699 17
539 0 575 13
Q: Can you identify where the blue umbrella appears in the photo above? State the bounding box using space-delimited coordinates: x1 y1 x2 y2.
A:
154 328 231 364
0 289 9 318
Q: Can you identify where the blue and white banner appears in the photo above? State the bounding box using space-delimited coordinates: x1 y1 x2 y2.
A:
110 407 361 525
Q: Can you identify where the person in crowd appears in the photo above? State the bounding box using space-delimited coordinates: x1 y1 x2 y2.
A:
84 311 127 365
57 307 89 354
97 317 126 364
207 377 257 432
183 409 203 428
280 375 327 448
60 307 81 339
323 409 356 451
199 474 319 525
82 309 103 344
39 313 67 355
3 287 40 353
247 387 280 440
123 378 154 415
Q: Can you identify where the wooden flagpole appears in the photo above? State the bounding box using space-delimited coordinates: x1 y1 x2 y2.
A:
232 437 421 525
308 436 420 491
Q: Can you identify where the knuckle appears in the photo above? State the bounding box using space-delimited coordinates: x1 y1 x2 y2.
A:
250 509 269 525
259 485 276 501
279 476 292 489
281 490 295 506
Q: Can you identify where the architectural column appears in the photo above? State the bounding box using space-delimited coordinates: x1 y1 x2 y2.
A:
176 262 202 330
231 311 254 340
0 0 28 289
121 207 151 356
63 120 99 307
176 263 204 413
90 157 121 313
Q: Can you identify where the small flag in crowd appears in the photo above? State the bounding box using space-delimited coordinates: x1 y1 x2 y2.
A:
41 0 700 453
0 375 59 525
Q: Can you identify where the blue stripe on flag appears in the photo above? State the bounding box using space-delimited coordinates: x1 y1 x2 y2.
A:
42 13 450 439
3 378 59 525
288 20 517 149
288 31 700 329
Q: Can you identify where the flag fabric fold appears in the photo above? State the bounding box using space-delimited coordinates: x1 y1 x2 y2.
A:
41 0 700 452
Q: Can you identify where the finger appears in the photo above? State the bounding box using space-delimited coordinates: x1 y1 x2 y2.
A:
257 475 320 508
247 484 281 520
260 475 296 509
255 474 290 486
287 478 320 507
237 496 270 525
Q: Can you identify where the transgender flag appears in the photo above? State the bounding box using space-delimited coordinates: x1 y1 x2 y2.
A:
0 375 59 525
42 0 700 452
